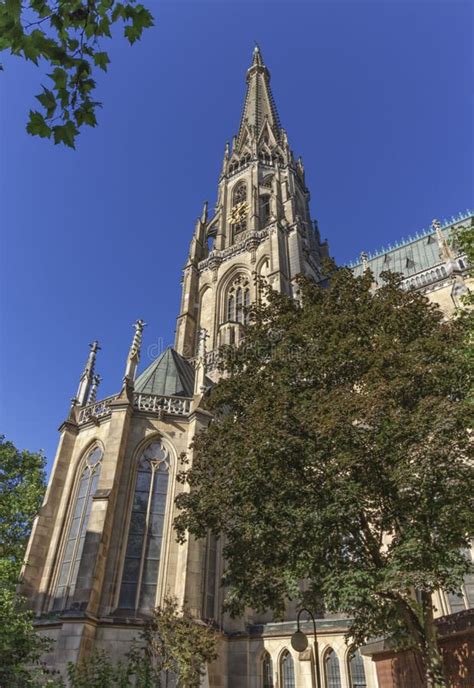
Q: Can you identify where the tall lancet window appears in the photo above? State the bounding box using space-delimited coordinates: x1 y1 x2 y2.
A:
324 648 342 688
119 441 170 612
227 293 235 322
236 287 243 323
53 445 103 610
262 651 274 688
260 194 271 227
348 649 367 688
280 650 295 688
244 288 251 325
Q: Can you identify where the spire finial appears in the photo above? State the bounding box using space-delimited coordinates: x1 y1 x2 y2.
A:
252 43 263 66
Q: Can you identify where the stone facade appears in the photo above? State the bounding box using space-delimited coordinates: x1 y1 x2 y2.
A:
21 46 472 687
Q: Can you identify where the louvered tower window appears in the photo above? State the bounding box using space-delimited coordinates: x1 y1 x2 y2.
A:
53 446 103 610
119 441 170 612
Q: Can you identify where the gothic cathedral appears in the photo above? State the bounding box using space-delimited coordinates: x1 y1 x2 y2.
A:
21 46 473 687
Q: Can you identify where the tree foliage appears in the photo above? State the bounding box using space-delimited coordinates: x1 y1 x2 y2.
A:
67 597 217 688
0 0 153 146
127 596 218 688
175 267 473 688
0 435 59 686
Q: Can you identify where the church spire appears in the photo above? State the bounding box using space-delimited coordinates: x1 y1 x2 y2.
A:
236 45 281 152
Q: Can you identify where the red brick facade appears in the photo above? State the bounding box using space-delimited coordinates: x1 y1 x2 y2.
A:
363 610 473 688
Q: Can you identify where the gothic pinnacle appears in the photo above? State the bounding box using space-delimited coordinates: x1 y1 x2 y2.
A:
76 340 101 406
123 319 147 387
201 201 208 224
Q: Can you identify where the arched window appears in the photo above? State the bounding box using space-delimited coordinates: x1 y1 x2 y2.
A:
53 446 103 610
280 650 295 688
119 441 171 612
324 649 341 688
348 649 367 688
227 293 235 322
262 651 273 688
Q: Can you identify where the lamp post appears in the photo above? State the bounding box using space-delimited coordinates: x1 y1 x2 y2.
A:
290 607 322 688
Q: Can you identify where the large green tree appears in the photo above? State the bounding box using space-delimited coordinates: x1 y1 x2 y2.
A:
0 435 56 687
175 268 474 688
0 0 153 147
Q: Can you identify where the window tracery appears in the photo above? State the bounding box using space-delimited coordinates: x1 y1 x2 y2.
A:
225 275 250 325
118 440 171 612
53 445 103 610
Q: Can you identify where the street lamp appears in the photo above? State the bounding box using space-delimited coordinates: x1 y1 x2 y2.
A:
291 607 322 688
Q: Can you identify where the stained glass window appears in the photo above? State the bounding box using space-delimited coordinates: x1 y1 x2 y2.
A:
280 651 295 688
349 649 367 688
53 446 103 610
324 649 341 688
262 651 273 688
119 441 170 612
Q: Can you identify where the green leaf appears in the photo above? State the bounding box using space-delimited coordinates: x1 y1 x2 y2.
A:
49 66 68 90
124 24 140 44
26 110 52 138
93 51 110 71
53 120 78 148
35 87 56 117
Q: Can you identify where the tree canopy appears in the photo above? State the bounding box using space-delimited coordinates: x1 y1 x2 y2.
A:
0 0 153 147
0 435 55 686
175 266 473 688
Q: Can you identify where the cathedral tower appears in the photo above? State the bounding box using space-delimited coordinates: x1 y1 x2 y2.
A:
21 48 384 688
175 46 328 362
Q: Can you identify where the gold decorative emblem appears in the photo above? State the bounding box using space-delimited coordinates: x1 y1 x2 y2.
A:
229 201 249 225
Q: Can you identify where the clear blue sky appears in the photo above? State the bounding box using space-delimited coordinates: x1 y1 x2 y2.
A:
1 0 472 472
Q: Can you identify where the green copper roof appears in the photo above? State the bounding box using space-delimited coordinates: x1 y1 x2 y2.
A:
135 348 195 398
350 211 473 282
